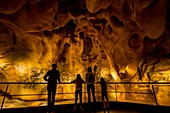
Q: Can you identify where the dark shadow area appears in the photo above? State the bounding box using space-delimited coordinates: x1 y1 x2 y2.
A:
1 102 170 113
0 90 12 99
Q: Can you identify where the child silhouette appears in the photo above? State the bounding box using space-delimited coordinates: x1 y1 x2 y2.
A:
71 74 85 110
97 77 109 108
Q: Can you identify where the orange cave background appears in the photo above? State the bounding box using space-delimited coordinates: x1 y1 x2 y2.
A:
0 0 170 108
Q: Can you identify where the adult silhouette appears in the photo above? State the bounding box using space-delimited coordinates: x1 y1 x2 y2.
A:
86 66 96 106
44 64 60 113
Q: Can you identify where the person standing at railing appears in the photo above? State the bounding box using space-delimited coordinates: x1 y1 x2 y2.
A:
44 64 61 113
94 65 100 81
86 66 96 108
96 77 109 108
71 74 85 111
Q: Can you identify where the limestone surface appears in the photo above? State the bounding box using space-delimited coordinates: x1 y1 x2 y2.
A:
0 0 169 108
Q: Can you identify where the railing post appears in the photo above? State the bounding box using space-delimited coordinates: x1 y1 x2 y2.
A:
151 84 158 106
1 84 9 109
84 84 86 103
115 83 117 101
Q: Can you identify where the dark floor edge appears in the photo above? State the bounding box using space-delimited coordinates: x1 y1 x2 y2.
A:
1 101 170 113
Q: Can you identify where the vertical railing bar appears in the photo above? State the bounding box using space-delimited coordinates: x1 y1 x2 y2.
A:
84 86 87 103
84 84 86 103
115 83 117 102
151 84 158 106
1 84 9 109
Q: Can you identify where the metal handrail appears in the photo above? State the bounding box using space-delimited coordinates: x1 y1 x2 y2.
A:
0 82 170 109
0 82 170 84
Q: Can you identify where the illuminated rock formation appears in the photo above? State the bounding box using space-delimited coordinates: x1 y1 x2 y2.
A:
0 0 169 108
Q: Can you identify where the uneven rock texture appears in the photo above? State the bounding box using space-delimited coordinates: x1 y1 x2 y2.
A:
0 0 169 108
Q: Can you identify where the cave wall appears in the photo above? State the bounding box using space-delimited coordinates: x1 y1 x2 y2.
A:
0 0 170 107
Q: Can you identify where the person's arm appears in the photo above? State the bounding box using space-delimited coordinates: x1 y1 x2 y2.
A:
58 71 61 83
95 81 100 84
71 80 76 83
43 71 49 81
93 73 95 82
81 79 85 83
85 73 87 83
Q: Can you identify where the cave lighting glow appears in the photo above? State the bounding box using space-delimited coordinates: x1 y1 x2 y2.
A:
14 64 27 74
110 69 120 81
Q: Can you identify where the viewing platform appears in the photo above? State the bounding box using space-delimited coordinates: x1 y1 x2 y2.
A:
0 82 170 113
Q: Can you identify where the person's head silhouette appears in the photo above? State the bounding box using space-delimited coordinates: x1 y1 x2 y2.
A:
77 74 81 79
100 77 105 82
52 64 57 69
87 66 92 72
94 65 97 71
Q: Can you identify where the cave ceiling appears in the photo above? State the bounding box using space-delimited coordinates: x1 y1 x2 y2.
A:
0 0 170 83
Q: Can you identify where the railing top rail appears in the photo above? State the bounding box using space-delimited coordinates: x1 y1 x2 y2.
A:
107 82 170 84
0 82 170 84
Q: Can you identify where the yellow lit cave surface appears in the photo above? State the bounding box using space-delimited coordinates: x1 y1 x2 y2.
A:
0 0 170 108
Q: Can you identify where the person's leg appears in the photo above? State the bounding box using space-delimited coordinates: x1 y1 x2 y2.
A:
87 85 91 103
74 90 78 109
91 84 96 103
51 87 56 111
102 90 106 108
79 90 83 109
105 90 109 108
48 89 52 112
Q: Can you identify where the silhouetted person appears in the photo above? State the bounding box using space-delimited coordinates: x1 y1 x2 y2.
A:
94 65 100 81
44 64 60 113
97 77 109 108
94 65 97 79
94 65 97 72
86 66 96 106
71 74 85 110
